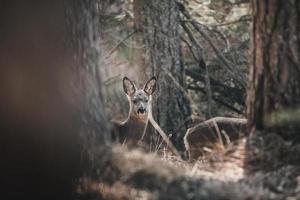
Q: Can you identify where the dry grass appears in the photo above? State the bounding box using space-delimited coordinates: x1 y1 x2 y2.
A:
75 137 248 199
75 132 300 200
160 138 246 182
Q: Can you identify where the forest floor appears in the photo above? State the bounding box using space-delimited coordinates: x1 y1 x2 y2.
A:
162 138 246 182
75 133 300 200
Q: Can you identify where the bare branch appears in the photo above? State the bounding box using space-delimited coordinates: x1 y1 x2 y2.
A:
177 2 247 89
148 111 182 158
185 68 245 106
105 30 137 59
187 84 244 114
212 15 252 27
181 21 212 117
212 118 225 149
184 117 247 160
181 19 231 50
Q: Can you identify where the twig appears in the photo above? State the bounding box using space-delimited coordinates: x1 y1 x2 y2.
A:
105 30 137 59
212 15 252 27
181 21 212 117
138 118 149 144
180 19 230 51
221 129 231 145
172 116 194 135
181 21 205 64
148 109 182 159
180 36 199 62
212 119 224 150
187 84 243 114
161 66 191 101
204 61 212 117
185 68 245 107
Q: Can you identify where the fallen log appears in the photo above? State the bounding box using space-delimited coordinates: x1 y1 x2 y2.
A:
184 117 247 160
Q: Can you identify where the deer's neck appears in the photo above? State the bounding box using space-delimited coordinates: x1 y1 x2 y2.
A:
128 113 148 124
124 100 148 125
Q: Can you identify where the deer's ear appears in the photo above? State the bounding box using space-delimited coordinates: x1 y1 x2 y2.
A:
143 76 157 95
123 77 136 96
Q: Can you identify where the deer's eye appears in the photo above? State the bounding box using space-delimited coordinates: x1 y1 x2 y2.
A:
145 99 148 103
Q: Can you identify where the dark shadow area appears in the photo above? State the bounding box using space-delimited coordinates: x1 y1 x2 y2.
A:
0 1 81 199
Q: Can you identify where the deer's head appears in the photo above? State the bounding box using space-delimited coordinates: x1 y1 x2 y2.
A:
123 76 157 118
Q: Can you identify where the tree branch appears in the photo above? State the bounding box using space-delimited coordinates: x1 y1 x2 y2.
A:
181 21 212 117
177 2 247 89
105 30 137 59
187 84 243 114
185 68 245 106
212 15 252 27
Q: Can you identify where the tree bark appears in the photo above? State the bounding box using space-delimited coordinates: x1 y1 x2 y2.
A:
135 0 191 151
64 0 115 180
64 0 110 142
247 0 300 142
245 0 300 175
0 1 112 199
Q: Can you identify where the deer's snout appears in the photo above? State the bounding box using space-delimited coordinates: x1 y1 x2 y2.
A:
137 107 146 114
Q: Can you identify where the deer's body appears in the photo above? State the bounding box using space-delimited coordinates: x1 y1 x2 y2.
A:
111 77 156 149
112 114 152 147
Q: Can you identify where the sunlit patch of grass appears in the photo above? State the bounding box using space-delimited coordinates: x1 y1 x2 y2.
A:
264 107 300 127
158 138 246 182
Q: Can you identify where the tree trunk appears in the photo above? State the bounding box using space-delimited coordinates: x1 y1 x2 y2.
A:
245 0 300 174
65 0 110 160
0 1 112 199
135 0 191 151
247 0 300 142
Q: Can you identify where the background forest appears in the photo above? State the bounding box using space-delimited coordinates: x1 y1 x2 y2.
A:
0 0 299 200
100 0 251 151
103 0 249 117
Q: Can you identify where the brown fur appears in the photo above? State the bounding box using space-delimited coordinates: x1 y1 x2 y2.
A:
112 114 152 148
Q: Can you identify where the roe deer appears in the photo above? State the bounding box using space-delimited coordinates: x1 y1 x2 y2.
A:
111 76 157 149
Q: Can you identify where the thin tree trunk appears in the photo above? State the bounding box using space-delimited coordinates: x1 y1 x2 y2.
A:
135 0 191 151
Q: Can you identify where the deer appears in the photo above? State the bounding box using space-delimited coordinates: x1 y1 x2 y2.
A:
111 76 181 157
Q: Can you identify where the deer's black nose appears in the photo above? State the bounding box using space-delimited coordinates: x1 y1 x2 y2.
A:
137 108 146 114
